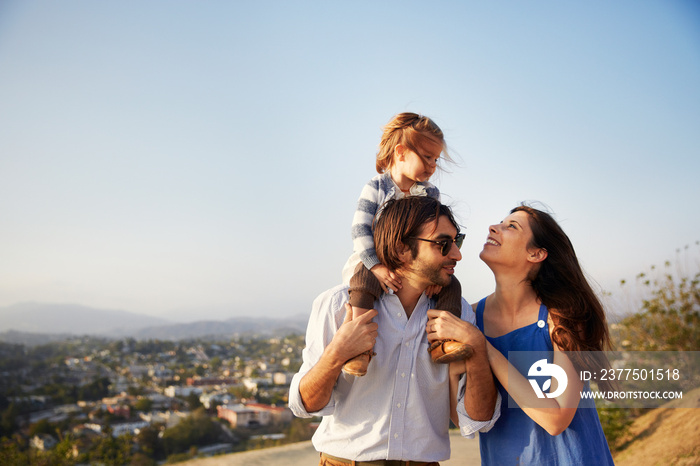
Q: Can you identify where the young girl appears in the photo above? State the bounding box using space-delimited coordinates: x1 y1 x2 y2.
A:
428 204 615 464
341 112 472 377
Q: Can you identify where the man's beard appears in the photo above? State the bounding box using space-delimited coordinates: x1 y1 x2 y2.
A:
412 258 455 287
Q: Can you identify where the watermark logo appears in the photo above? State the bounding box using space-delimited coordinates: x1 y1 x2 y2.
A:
510 351 698 409
528 359 568 398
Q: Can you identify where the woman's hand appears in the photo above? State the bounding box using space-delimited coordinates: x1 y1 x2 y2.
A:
485 341 583 436
370 264 402 292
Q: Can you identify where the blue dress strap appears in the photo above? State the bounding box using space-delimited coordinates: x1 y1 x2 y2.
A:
537 302 548 324
476 298 487 331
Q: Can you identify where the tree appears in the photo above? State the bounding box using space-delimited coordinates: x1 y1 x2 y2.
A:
228 386 255 400
0 438 28 466
135 425 164 460
617 262 699 351
132 398 153 413
285 418 314 443
209 356 222 371
185 392 202 410
28 419 54 437
0 343 27 372
0 404 19 438
600 244 699 452
29 437 77 466
129 452 156 466
79 377 111 401
161 408 224 457
88 435 131 466
127 386 144 397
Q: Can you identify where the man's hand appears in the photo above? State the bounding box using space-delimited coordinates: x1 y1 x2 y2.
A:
370 264 402 292
427 309 497 422
425 309 485 349
298 304 378 413
329 303 378 364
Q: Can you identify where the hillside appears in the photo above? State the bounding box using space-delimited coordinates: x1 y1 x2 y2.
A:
129 316 307 340
176 390 700 466
613 386 700 465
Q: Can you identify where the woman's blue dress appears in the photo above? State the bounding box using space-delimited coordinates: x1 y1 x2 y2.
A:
476 298 614 465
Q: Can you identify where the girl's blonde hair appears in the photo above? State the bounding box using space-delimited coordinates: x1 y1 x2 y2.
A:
376 112 450 173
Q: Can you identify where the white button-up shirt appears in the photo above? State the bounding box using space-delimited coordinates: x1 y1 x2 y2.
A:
288 285 500 462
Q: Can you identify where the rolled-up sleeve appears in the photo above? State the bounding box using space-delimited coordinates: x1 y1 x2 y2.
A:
456 376 502 438
288 286 347 418
457 299 501 437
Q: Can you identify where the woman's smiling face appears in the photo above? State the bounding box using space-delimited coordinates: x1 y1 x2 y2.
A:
479 210 536 267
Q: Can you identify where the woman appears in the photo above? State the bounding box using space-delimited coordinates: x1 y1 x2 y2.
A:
428 204 615 465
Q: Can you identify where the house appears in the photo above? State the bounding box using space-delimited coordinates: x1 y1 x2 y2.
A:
199 391 233 409
244 403 293 425
148 365 173 380
106 404 131 418
272 372 288 385
164 385 201 398
145 393 174 410
31 434 57 451
217 404 271 428
139 410 188 428
216 402 293 427
111 420 149 437
186 376 236 387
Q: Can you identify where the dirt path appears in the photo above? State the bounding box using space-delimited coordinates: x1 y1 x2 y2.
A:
177 429 480 465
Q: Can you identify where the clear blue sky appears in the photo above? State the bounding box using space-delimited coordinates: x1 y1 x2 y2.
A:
1 1 698 321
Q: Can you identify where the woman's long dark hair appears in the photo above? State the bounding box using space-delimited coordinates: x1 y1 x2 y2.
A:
513 205 616 391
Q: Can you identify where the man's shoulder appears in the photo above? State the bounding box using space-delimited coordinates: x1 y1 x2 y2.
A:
312 284 350 310
318 283 350 296
309 285 351 328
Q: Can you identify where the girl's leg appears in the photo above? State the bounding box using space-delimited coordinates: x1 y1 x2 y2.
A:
430 277 474 363
344 263 382 376
435 275 462 318
348 262 382 311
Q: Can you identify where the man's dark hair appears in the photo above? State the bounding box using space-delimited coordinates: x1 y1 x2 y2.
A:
374 196 459 271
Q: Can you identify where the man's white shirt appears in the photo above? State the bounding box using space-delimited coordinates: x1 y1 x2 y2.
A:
288 285 500 462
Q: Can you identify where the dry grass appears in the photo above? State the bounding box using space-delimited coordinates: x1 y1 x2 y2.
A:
613 387 700 466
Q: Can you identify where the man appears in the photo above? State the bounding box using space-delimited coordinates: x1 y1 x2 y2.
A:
288 197 499 465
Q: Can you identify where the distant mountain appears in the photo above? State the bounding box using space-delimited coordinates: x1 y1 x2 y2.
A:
0 302 172 335
127 315 308 340
0 302 308 342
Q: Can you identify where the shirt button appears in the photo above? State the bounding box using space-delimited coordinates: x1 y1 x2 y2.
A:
397 403 401 408
394 433 399 439
401 372 406 378
397 312 402 317
537 320 545 328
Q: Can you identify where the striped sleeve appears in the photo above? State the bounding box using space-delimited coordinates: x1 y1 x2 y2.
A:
350 178 382 271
